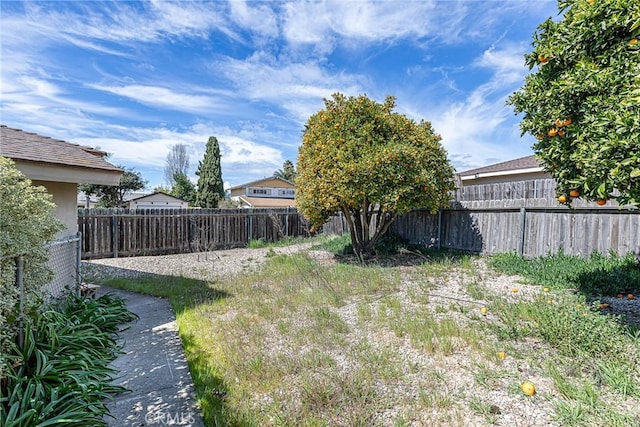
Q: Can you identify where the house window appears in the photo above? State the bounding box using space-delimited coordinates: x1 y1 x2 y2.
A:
278 189 295 196
250 187 271 195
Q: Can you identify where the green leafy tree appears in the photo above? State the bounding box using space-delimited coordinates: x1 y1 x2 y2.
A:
0 157 64 373
297 93 456 259
196 136 225 208
508 0 640 206
80 167 146 207
274 160 297 182
170 172 197 205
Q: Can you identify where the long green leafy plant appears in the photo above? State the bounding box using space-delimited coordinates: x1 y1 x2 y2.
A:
0 293 138 426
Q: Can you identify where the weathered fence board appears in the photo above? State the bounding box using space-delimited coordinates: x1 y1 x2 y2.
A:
78 208 310 259
391 207 639 258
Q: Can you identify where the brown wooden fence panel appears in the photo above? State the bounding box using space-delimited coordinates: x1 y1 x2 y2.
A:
79 208 311 259
391 207 639 257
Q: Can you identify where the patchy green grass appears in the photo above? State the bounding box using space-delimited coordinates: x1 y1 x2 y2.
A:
101 242 640 427
489 250 640 296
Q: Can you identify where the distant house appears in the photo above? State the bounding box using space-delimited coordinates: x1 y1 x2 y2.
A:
77 191 100 208
457 155 548 185
124 192 189 209
0 125 122 238
229 176 296 208
456 155 560 207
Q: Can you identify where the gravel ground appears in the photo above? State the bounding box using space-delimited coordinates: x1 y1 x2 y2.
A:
82 244 640 426
81 242 316 283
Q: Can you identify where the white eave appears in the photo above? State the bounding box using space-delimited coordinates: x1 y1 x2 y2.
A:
14 161 122 185
460 167 545 181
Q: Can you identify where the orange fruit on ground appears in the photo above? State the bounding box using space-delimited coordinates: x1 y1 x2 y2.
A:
596 199 607 206
628 294 635 300
600 303 609 309
480 307 488 315
569 190 580 197
564 118 573 126
558 195 568 204
497 351 506 360
521 381 536 396
512 287 519 293
548 128 558 137
617 293 623 298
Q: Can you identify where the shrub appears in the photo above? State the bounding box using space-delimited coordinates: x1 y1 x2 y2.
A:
0 157 64 376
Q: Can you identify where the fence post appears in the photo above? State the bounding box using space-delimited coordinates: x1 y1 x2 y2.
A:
15 255 24 350
112 212 119 258
285 207 290 237
519 207 527 256
437 208 443 250
75 231 82 296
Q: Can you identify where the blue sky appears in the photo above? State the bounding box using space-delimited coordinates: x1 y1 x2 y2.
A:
1 0 559 190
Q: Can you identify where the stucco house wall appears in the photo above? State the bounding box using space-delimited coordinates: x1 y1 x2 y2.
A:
33 180 79 237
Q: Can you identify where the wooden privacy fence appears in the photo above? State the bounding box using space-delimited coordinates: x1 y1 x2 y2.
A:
78 208 310 259
390 206 640 258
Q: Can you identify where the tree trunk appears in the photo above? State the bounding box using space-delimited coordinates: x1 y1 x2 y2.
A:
342 205 397 261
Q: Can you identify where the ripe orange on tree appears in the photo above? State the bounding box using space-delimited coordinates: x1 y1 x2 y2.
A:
538 55 548 63
557 129 565 137
555 118 564 127
563 118 572 126
548 128 558 137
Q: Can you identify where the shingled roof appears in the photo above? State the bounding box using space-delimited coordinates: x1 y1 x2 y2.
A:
458 155 542 177
0 125 122 172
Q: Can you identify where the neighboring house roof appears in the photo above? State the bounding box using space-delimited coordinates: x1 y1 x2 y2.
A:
458 155 544 180
228 176 295 191
126 192 188 204
0 125 122 185
237 196 296 208
122 192 153 202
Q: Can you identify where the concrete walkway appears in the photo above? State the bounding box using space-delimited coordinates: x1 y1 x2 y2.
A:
98 286 204 427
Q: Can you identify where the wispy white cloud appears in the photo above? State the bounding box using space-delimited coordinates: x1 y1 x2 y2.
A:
217 52 363 121
88 84 220 114
229 0 279 38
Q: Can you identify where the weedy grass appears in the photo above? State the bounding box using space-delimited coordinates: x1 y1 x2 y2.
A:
489 250 640 295
101 240 640 427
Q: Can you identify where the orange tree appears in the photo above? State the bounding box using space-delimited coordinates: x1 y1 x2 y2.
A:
297 93 456 259
508 0 640 206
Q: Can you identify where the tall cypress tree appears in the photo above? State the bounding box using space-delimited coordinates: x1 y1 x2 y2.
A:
195 136 225 208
